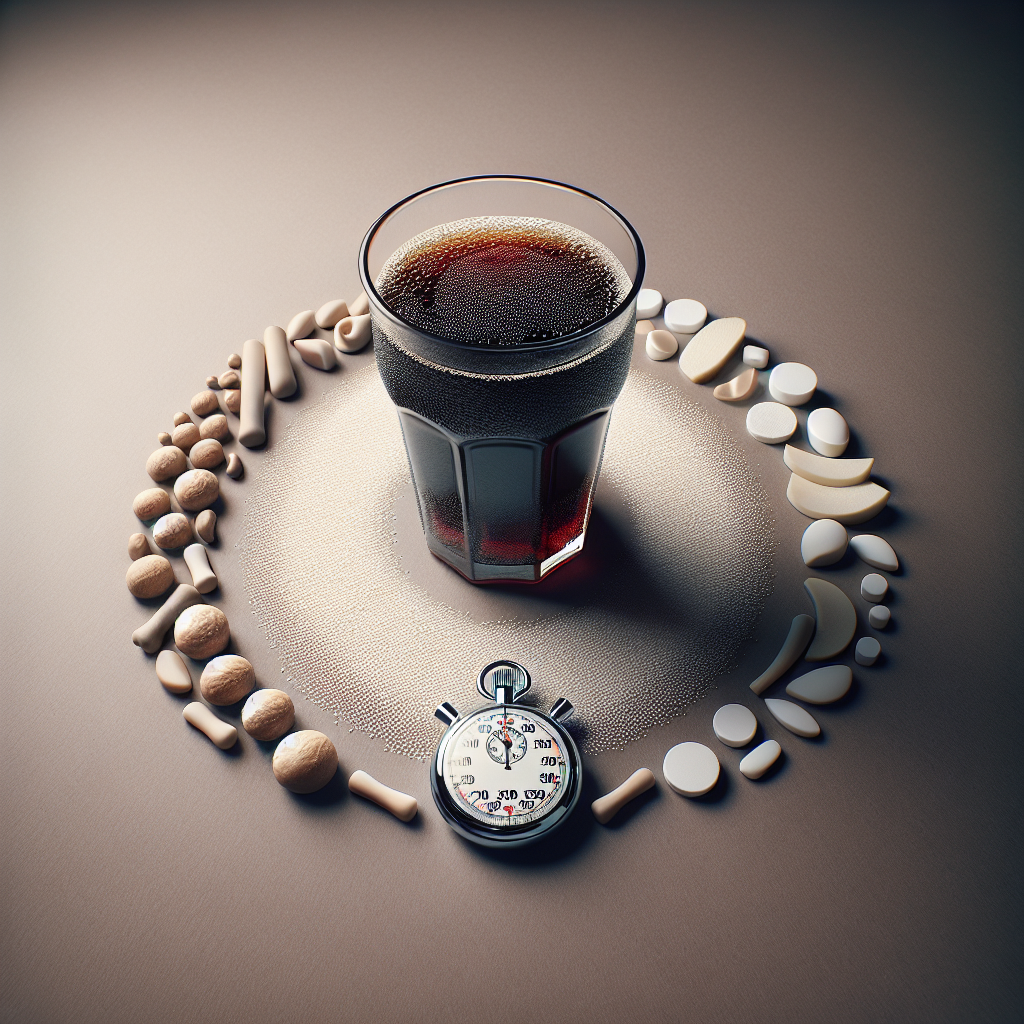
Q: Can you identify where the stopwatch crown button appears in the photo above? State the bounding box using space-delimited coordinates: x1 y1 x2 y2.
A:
435 702 459 726
550 697 574 722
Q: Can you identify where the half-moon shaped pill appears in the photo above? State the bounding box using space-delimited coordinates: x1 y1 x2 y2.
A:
713 366 758 402
783 445 873 487
749 614 816 695
804 577 857 661
787 474 890 525
785 665 852 704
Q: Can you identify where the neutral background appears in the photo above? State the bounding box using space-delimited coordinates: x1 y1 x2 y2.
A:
1 2 1021 1022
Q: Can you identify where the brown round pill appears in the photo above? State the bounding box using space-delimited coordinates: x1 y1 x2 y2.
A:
218 369 240 389
189 438 225 470
272 730 338 793
174 604 230 659
199 414 229 442
241 689 295 741
206 375 220 390
227 353 241 369
195 509 217 543
191 390 220 417
152 512 192 550
171 421 200 453
126 554 175 599
128 532 151 560
173 411 192 427
158 431 172 445
133 487 171 521
200 654 255 706
223 388 241 414
173 469 219 512
146 446 187 482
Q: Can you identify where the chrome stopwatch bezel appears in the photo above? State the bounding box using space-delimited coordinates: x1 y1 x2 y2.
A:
430 661 583 848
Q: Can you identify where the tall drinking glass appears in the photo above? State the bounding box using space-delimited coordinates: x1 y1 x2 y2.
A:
359 175 645 583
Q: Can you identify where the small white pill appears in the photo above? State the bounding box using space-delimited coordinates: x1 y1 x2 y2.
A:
807 408 849 457
861 573 888 603
645 329 678 361
348 291 370 317
764 699 821 738
334 314 372 353
636 288 663 319
868 605 891 629
855 636 881 666
743 345 769 369
712 704 758 748
315 299 349 329
800 519 848 567
739 740 781 780
663 298 707 335
768 362 818 406
286 310 316 343
746 402 797 444
663 742 720 797
849 534 899 572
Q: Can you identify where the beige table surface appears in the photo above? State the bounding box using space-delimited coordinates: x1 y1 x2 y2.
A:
2 3 1021 1022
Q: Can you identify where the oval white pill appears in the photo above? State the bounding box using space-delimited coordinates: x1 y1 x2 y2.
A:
743 345 769 369
645 329 678 361
868 605 891 629
712 704 758 748
855 636 881 666
663 742 720 797
739 739 782 780
764 698 821 738
768 362 818 406
807 408 850 457
663 298 707 335
746 402 797 444
861 573 888 602
800 518 848 567
849 534 899 572
636 288 663 319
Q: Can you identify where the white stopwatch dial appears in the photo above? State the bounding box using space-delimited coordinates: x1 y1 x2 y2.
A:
431 661 582 847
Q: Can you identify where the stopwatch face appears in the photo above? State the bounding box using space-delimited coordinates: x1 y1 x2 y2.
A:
438 706 576 831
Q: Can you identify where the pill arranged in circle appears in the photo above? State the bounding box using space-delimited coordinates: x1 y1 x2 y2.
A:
868 605 891 629
645 329 679 361
746 402 797 444
764 699 821 738
768 362 818 406
663 298 707 335
636 288 664 319
807 408 849 457
663 742 720 797
800 519 848 567
743 345 769 369
739 740 782 780
849 534 899 572
713 366 758 402
785 664 852 704
861 573 889 603
712 704 758 748
855 636 881 666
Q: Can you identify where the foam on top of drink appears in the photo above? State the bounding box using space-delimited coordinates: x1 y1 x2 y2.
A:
376 216 631 346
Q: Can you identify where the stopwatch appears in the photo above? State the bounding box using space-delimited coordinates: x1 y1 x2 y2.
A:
431 661 582 847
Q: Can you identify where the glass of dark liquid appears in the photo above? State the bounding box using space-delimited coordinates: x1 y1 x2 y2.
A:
359 176 645 583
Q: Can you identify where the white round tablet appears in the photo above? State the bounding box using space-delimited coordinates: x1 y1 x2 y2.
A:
807 407 850 457
800 518 848 567
868 605 891 629
746 402 798 444
663 742 720 797
645 329 678 361
768 362 818 406
860 573 888 603
663 298 707 335
712 704 758 748
742 345 769 369
636 288 664 319
855 636 881 666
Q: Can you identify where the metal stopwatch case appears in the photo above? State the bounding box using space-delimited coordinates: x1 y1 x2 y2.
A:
431 661 582 848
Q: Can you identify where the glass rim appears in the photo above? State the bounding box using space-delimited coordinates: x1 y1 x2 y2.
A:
357 174 646 358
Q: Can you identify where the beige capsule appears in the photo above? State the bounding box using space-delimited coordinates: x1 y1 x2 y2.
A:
174 603 230 660
126 554 175 599
227 353 241 369
194 509 217 544
238 339 266 448
293 337 337 370
191 390 220 417
173 411 192 427
133 487 171 521
146 446 187 482
264 325 297 399
219 369 240 389
200 654 255 705
223 388 241 414
199 414 229 441
183 542 218 594
157 431 172 445
152 512 192 550
171 421 200 453
348 291 369 317
348 770 418 822
273 730 338 793
183 702 237 749
225 453 243 479
188 438 224 470
334 314 372 353
286 310 316 342
128 532 151 560
241 689 295 741
173 469 219 512
155 649 192 694
316 299 349 329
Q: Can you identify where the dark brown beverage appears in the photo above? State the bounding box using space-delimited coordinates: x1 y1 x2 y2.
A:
376 216 631 346
369 211 640 583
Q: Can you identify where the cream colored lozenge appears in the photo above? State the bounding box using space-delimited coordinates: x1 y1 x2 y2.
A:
238 339 266 448
591 768 656 824
334 314 372 353
787 474 890 525
746 402 797 444
348 292 370 317
155 649 192 694
784 445 873 487
264 325 297 399
183 702 237 749
293 337 337 370
678 316 745 383
739 739 782 779
713 367 758 402
645 329 678 361
316 299 349 329
286 310 316 342
807 408 849 457
183 543 218 594
348 770 418 822
768 362 817 406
